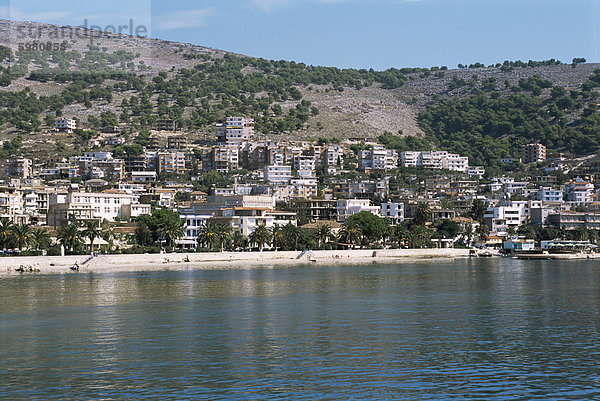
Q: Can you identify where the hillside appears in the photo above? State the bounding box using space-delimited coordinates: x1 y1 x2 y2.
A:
0 19 599 168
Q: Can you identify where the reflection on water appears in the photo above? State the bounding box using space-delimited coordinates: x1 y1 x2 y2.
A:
1 259 600 399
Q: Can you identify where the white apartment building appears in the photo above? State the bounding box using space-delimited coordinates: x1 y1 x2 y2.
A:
48 191 150 227
483 200 542 235
54 118 77 133
293 155 316 173
216 116 254 145
535 187 564 203
336 199 381 222
264 165 292 183
381 202 404 224
291 178 318 198
468 166 486 179
359 145 398 172
564 179 594 205
400 151 469 172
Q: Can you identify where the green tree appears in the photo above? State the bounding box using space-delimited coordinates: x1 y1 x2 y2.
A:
435 219 460 239
282 223 300 250
135 221 154 246
249 224 271 251
82 220 102 251
316 224 332 248
413 202 432 226
0 218 14 249
337 222 362 249
230 230 247 251
469 199 488 223
10 224 32 251
407 225 433 248
270 224 285 251
157 217 185 251
345 211 387 245
57 223 82 252
215 224 231 252
30 228 52 251
197 222 218 250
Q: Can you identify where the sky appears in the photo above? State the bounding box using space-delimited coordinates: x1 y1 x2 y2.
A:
1 0 599 70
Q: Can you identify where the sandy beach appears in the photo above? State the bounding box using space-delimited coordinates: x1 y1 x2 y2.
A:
0 248 471 275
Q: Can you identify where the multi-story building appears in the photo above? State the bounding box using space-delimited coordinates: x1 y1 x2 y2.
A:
400 151 469 173
264 165 292 183
290 178 318 198
47 191 150 227
203 146 239 173
167 136 188 150
332 177 390 199
290 197 337 225
54 118 77 133
547 211 600 230
534 187 564 202
564 179 594 205
359 145 398 172
381 202 404 224
157 151 187 175
336 199 381 222
521 143 546 164
216 116 254 145
0 158 32 178
468 166 486 179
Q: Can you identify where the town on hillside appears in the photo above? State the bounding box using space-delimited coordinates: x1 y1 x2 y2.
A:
0 115 599 255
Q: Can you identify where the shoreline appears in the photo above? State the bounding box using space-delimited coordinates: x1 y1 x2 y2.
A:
0 248 471 275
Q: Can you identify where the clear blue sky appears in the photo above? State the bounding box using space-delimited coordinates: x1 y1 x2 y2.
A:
2 0 599 70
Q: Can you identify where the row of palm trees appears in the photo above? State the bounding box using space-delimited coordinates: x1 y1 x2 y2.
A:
191 222 366 252
0 219 52 251
0 218 109 253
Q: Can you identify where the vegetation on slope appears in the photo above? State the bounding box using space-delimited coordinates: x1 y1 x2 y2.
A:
417 69 600 171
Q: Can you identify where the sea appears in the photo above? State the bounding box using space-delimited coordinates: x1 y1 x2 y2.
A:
1 258 600 400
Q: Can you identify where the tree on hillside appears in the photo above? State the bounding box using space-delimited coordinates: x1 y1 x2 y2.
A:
469 199 488 223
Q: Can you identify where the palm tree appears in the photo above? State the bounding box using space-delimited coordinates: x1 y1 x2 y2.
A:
0 218 13 250
282 223 300 250
249 224 271 251
82 220 102 251
11 224 32 251
57 223 81 252
414 202 432 226
230 230 247 251
215 224 231 252
460 223 474 247
316 224 332 248
158 218 185 252
338 222 362 249
270 224 284 251
477 224 489 242
30 228 51 251
197 222 218 250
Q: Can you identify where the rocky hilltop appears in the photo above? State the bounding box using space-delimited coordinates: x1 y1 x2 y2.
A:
0 19 599 161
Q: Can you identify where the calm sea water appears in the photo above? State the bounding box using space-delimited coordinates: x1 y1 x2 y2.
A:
1 258 600 400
